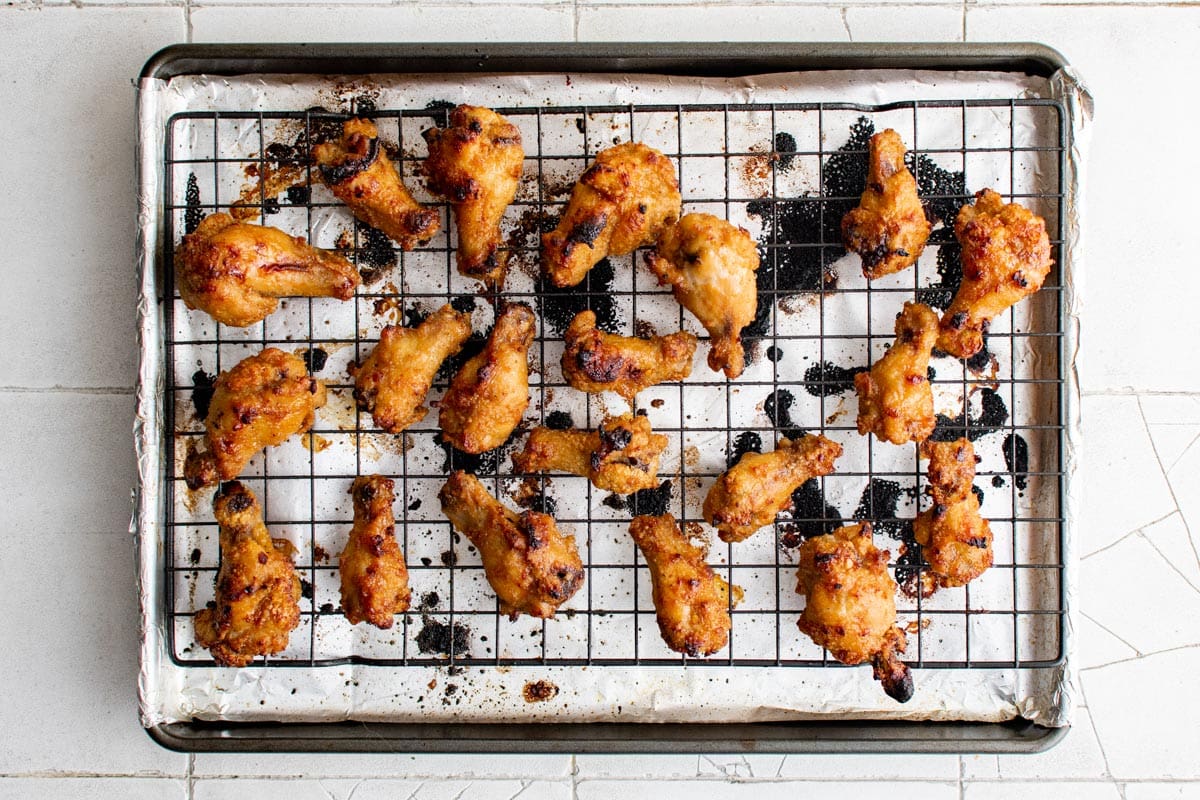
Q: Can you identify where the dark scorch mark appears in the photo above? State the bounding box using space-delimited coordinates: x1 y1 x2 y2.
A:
626 480 672 516
184 173 203 235
803 361 867 397
763 388 806 440
852 478 909 541
1003 433 1029 491
355 223 398 285
301 347 328 374
416 616 471 656
727 431 763 468
773 131 798 172
787 478 842 540
537 257 620 336
544 410 574 430
931 388 1009 443
191 370 216 421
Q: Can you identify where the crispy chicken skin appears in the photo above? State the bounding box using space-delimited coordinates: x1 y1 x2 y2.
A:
422 105 524 289
646 213 760 379
796 522 914 703
184 348 326 490
312 118 440 250
439 303 536 454
561 310 697 402
353 304 472 434
176 212 361 328
194 481 302 667
939 189 1053 358
438 471 584 619
841 129 931 279
542 141 681 288
513 413 669 494
703 435 843 543
913 438 994 589
339 476 412 628
629 514 744 657
855 301 939 446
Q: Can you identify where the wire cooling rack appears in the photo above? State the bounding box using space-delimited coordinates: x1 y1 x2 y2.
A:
162 98 1065 672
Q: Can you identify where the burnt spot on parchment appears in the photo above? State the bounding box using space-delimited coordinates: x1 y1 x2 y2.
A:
763 388 806 440
1003 433 1029 491
727 431 763 468
537 257 620 336
416 616 471 657
787 478 842 540
931 388 1009 443
803 361 867 397
191 370 216 421
627 479 672 516
852 478 909 541
355 223 397 285
184 173 203 235
544 410 574 431
773 131 798 172
301 347 328 374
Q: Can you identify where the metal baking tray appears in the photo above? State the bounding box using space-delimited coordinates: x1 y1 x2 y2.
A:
136 42 1077 753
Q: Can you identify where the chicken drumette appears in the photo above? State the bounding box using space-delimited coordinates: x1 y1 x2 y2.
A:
913 438 994 589
796 522 914 703
561 310 696 402
184 348 326 490
841 129 931 279
439 302 536 454
542 141 681 288
630 514 744 657
423 105 524 289
939 189 1053 359
194 481 301 667
703 434 843 543
855 301 939 446
339 475 412 628
512 413 668 494
176 212 360 328
353 304 472 434
646 213 760 379
439 471 584 619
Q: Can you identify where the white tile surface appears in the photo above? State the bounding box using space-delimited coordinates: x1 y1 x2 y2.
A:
1076 612 1137 671
963 783 1122 800
775 754 960 779
577 782 959 800
577 4 849 41
1123 785 1200 799
843 5 962 42
995 706 1108 780
0 779 186 799
1141 512 1200 591
194 779 570 800
194 753 572 778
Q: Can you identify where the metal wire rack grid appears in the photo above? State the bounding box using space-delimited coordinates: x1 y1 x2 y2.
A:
161 97 1066 672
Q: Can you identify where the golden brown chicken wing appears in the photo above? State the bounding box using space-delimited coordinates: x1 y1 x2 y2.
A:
513 413 668 494
703 434 843 543
184 348 326 490
796 522 913 702
194 481 302 667
841 129 931 279
913 438 994 589
312 118 440 250
542 141 681 288
439 302 536 454
176 212 360 328
561 310 696 402
339 476 412 628
939 189 1053 358
353 304 472 434
855 301 939 446
629 514 743 657
423 105 524 289
646 213 760 379
438 471 584 619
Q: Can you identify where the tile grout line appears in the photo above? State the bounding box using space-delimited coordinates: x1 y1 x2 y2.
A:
185 0 193 41
1137 395 1200 581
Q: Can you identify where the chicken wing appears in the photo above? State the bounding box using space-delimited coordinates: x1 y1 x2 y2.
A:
423 105 524 289
913 438 994 589
439 302 536 454
184 348 326 490
939 189 1053 358
703 434 843 543
339 475 412 628
194 481 301 667
512 413 668 494
176 212 360 328
854 301 939 445
438 471 584 619
841 129 931 279
353 304 472 434
312 118 440 250
646 213 760 379
629 514 743 657
561 310 696 402
542 141 681 288
796 522 913 703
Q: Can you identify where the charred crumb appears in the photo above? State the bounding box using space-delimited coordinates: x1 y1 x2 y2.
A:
852 478 909 540
189 548 201 565
444 683 458 697
408 498 421 511
351 93 377 116
300 579 313 600
424 99 456 126
766 345 784 363
436 425 519 475
319 602 335 614
537 257 620 336
544 410 574 430
575 118 586 134
728 431 763 468
627 480 672 516
992 475 1006 488
184 173 203 234
420 557 433 567
450 295 477 315
971 485 985 504
633 320 658 340
262 197 281 215
763 388 806 440
1003 433 1029 490
803 361 867 397
355 223 397 285
895 535 931 599
523 679 560 703
650 398 665 409
788 478 842 539
602 493 626 510
415 615 471 656
778 525 804 550
301 347 328 374
191 370 216 421
313 545 329 563
285 184 310 205
931 388 1009 442
419 592 440 611
773 131 798 171
440 549 457 567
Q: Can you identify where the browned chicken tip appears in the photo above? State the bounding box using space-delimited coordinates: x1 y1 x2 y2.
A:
542 141 681 288
629 514 743 657
339 475 412 628
855 301 939 446
939 189 1053 358
561 310 696 402
176 212 361 328
796 522 913 703
841 129 931 279
646 213 760 379
312 118 440 250
513 413 668 494
353 304 472 434
439 471 584 619
184 348 326 490
439 302 536 454
703 434 843 543
195 481 301 667
913 438 994 590
423 105 524 289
